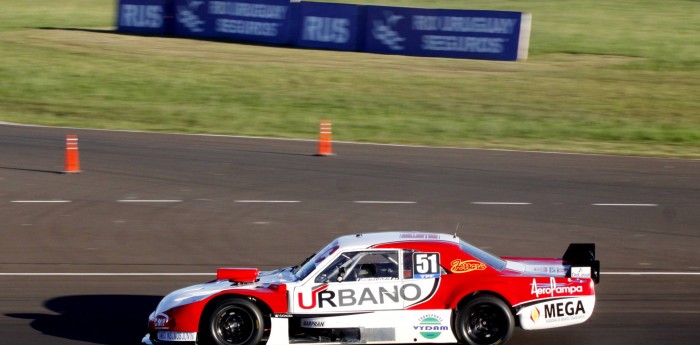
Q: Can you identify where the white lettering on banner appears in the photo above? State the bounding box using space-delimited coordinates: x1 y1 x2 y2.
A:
209 1 288 20
412 16 517 34
531 277 584 298
216 18 278 36
422 36 505 53
120 5 163 28
302 17 350 44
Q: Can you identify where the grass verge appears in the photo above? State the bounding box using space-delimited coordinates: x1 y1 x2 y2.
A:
0 0 698 157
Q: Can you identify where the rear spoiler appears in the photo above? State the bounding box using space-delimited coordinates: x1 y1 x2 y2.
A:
563 243 600 284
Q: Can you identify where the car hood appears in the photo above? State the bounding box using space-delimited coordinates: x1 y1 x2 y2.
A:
154 267 295 314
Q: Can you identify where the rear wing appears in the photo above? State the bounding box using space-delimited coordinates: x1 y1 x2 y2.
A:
563 243 600 284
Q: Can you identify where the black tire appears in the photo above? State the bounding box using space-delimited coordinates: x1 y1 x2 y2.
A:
199 298 264 345
455 295 514 345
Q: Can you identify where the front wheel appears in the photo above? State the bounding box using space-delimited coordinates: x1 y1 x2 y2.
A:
455 295 514 345
199 298 264 345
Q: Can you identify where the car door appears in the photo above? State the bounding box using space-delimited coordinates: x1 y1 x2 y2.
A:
291 249 405 314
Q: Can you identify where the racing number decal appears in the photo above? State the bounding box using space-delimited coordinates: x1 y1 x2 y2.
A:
413 253 441 279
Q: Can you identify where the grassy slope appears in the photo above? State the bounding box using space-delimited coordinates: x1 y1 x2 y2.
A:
0 0 698 157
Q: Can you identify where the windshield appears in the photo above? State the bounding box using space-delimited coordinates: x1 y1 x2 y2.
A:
292 240 339 281
459 240 507 271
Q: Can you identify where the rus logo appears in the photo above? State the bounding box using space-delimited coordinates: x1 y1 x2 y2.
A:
302 16 351 44
120 5 163 28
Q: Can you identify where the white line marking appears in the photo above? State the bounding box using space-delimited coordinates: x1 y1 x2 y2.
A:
471 202 531 205
235 200 300 203
592 203 658 207
117 200 182 203
603 272 700 276
11 200 71 203
353 201 417 204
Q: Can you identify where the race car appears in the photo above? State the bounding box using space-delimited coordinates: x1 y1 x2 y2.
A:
143 232 600 345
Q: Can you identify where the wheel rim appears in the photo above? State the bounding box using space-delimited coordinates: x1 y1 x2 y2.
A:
466 303 507 344
214 305 256 345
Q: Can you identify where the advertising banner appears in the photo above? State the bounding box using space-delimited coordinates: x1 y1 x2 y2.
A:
117 0 173 35
295 2 364 52
364 6 531 61
118 0 532 61
206 0 294 44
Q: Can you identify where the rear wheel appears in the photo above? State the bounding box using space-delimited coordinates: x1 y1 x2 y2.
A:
199 298 264 345
455 295 514 345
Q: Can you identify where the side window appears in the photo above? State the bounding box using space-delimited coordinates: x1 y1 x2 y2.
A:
314 251 399 283
315 252 353 283
348 251 399 281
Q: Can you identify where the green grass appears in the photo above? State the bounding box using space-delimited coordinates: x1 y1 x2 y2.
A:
0 0 699 157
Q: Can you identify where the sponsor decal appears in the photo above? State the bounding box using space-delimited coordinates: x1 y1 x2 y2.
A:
273 313 292 318
157 331 197 342
414 314 448 339
298 283 422 309
450 259 486 273
530 277 584 298
298 284 329 310
534 300 587 324
571 266 591 278
530 307 540 323
302 320 325 328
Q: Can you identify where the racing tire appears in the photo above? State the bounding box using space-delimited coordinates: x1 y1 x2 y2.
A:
199 298 264 345
455 295 514 345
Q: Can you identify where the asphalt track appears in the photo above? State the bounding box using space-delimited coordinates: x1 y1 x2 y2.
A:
0 123 698 345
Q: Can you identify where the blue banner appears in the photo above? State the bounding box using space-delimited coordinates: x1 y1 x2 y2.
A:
117 0 173 35
118 0 532 61
295 2 364 52
365 6 529 61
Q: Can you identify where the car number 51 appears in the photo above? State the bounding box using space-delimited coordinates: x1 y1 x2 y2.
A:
413 252 441 278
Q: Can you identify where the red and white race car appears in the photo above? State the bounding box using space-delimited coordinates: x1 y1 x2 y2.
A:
143 232 600 345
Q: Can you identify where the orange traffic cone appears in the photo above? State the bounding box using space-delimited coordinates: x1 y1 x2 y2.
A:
63 134 81 173
316 120 335 156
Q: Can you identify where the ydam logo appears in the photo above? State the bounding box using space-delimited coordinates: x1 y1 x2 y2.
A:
414 314 448 339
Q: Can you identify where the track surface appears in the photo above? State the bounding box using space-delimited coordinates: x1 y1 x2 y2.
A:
1 124 698 344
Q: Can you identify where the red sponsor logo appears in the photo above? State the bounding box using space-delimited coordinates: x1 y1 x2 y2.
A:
450 259 487 273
